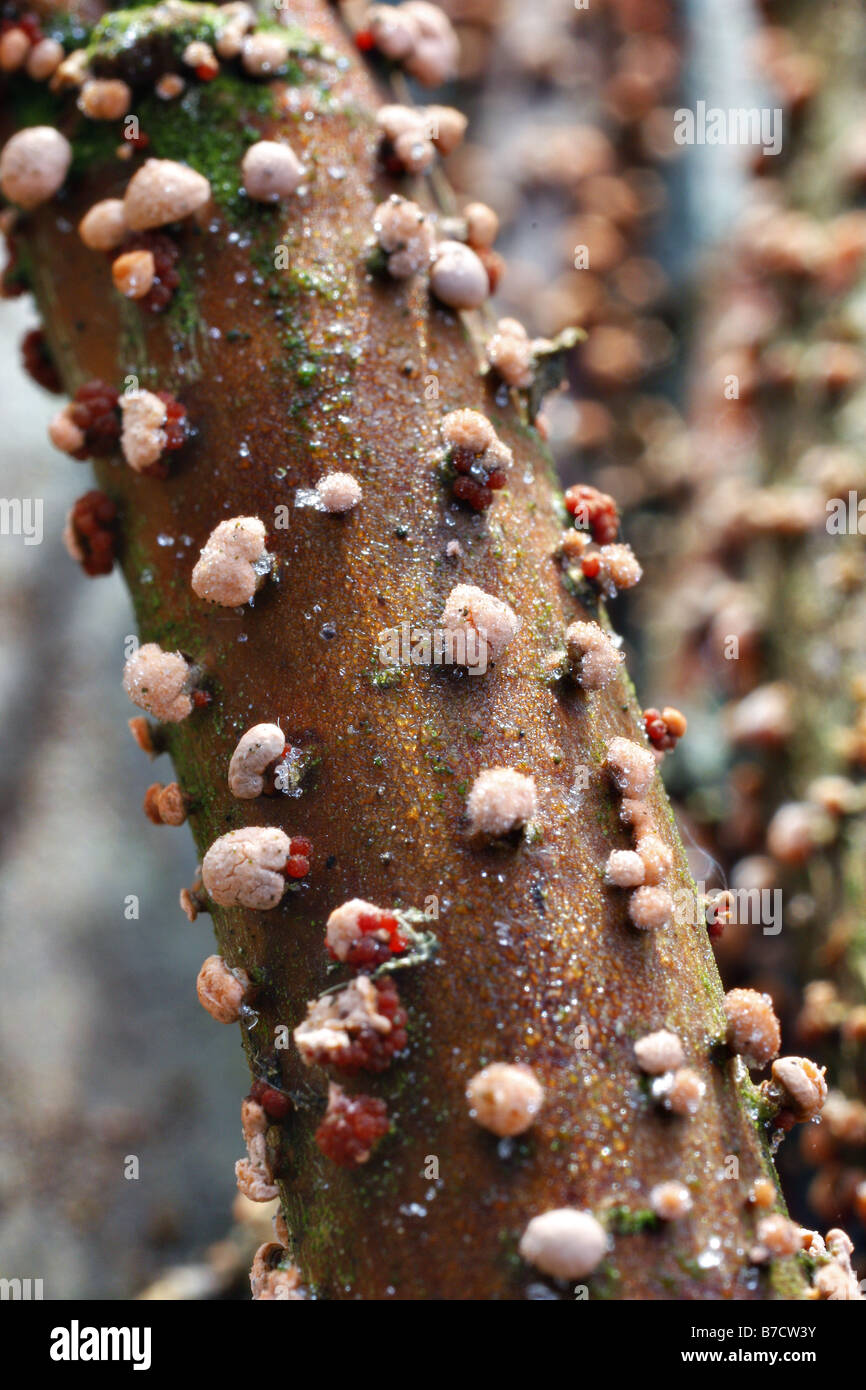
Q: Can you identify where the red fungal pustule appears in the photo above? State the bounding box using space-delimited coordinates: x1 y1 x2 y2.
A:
285 835 312 879
724 988 781 1069
182 39 220 81
249 1078 293 1122
62 490 118 576
644 706 688 752
441 408 511 511
20 327 61 393
143 781 187 826
325 898 407 968
314 1083 389 1166
564 483 620 544
294 974 407 1075
51 380 121 460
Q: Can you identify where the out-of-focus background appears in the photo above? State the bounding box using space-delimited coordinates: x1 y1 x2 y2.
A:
0 293 253 1297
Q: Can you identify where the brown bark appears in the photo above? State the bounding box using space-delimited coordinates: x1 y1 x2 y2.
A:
8 0 805 1298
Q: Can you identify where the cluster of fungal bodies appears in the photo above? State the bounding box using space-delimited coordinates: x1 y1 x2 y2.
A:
5 0 858 1303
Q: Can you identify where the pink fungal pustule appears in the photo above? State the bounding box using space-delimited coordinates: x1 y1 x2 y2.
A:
486 318 535 389
604 848 645 888
123 158 211 231
228 723 287 799
325 898 407 966
466 767 537 840
564 483 620 545
430 240 490 311
604 736 656 799
196 953 251 1024
241 140 303 202
628 885 674 932
565 620 623 690
316 472 362 513
120 388 187 476
724 988 782 1069
315 1082 389 1166
293 974 408 1074
191 516 269 607
78 77 132 121
366 2 459 87
581 542 642 593
650 1181 693 1221
376 104 436 174
236 1097 278 1204
441 408 512 511
466 1062 544 1137
79 198 128 252
644 706 688 752
767 1055 828 1121
373 194 434 278
111 248 155 300
518 1209 608 1281
655 1067 706 1117
440 584 521 666
241 29 289 76
754 1215 801 1260
634 1029 685 1075
0 126 71 209
250 1245 305 1301
202 826 308 909
464 201 499 250
143 780 187 826
235 1157 278 1202
122 643 194 723
634 832 673 886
